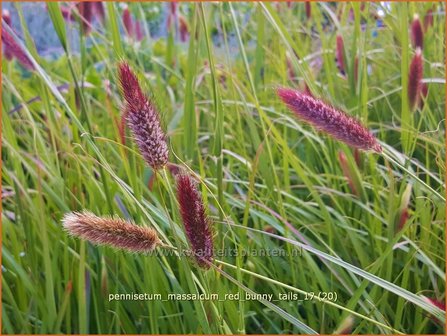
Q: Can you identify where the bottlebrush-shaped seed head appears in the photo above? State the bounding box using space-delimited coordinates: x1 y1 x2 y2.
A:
135 20 144 41
277 87 382 153
333 315 354 335
422 296 446 311
336 34 345 75
92 2 105 23
179 15 189 42
421 296 446 325
62 211 162 253
2 10 13 61
411 14 424 50
2 9 11 26
423 9 433 32
305 1 311 20
408 48 423 111
170 2 178 16
118 62 169 170
59 5 75 22
1 27 35 70
76 2 93 34
122 7 133 38
176 174 214 269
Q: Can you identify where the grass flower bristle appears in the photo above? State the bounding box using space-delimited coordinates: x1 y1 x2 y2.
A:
411 14 424 50
423 8 433 32
122 7 133 38
408 48 423 111
118 62 169 170
76 2 93 34
1 27 35 70
176 174 213 269
305 1 311 19
336 34 346 75
2 10 13 61
62 211 161 253
277 87 382 152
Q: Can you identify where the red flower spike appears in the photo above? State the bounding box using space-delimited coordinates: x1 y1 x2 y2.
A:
2 10 13 61
62 211 161 253
122 7 133 38
76 2 93 34
1 27 35 70
423 8 433 32
408 48 423 111
92 2 105 23
118 62 168 170
336 34 346 75
2 9 11 26
135 20 144 41
305 1 311 19
277 87 382 152
179 15 189 42
177 174 213 269
411 14 424 50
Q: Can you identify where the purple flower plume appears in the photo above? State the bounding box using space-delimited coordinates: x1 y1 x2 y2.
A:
118 62 168 170
277 87 382 153
122 7 133 38
62 211 161 253
1 26 35 71
336 34 346 75
423 9 433 32
92 2 105 23
177 174 213 269
411 14 424 50
408 48 423 111
135 20 144 41
305 1 311 20
2 10 13 61
76 2 93 34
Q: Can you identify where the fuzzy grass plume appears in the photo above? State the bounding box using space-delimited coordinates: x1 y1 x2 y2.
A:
118 62 169 170
408 48 423 111
1 26 35 71
62 211 161 253
305 1 311 20
176 174 213 269
277 87 382 152
423 8 433 32
122 6 133 38
76 2 93 34
135 20 144 41
2 10 13 61
411 14 424 50
336 34 346 75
